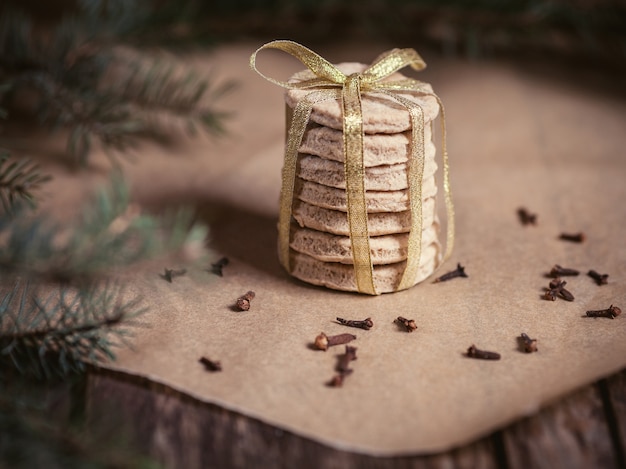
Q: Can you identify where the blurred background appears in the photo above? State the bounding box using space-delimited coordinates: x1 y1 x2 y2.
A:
3 0 626 66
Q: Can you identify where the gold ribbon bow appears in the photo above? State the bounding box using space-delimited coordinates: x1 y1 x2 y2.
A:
250 40 454 295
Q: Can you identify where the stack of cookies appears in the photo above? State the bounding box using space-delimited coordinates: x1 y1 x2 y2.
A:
283 63 443 294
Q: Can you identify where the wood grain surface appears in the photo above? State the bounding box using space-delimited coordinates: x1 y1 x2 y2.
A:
84 367 626 469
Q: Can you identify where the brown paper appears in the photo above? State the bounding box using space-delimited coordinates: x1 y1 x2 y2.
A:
26 42 626 455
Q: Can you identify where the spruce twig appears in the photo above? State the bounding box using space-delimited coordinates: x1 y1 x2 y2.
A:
0 152 51 213
0 7 233 166
0 279 145 378
0 176 209 281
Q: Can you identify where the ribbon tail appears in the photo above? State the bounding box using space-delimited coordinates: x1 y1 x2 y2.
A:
278 89 342 272
435 96 455 262
378 91 425 291
343 75 377 295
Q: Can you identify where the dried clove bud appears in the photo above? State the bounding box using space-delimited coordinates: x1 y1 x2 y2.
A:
328 371 351 387
199 356 222 372
517 207 537 226
585 305 621 319
544 278 574 302
433 263 468 283
160 268 187 283
336 317 373 330
588 269 609 286
314 332 356 351
328 346 358 387
395 316 417 332
209 257 229 276
559 232 585 243
519 333 538 353
235 291 255 311
466 344 501 360
337 345 358 373
549 264 579 277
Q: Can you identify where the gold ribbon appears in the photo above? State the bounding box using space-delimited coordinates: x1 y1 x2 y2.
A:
250 40 454 295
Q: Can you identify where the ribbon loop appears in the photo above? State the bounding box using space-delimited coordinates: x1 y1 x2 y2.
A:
251 41 454 295
250 40 345 89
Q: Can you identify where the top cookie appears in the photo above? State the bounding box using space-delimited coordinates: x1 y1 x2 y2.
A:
285 63 439 134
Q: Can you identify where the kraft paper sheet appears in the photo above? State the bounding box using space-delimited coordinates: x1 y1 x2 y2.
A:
29 42 626 455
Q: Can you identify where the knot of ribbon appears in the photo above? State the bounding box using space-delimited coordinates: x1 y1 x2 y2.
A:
250 40 454 295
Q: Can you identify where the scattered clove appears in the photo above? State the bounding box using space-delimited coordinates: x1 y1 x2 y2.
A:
314 332 356 351
433 263 468 283
209 257 229 277
395 316 417 332
585 305 621 319
328 345 357 387
337 345 358 373
336 317 373 330
328 371 351 387
517 207 537 226
549 264 579 277
466 344 501 360
236 291 256 311
199 356 222 372
544 278 574 302
588 269 609 286
559 232 585 243
160 268 187 283
519 333 538 353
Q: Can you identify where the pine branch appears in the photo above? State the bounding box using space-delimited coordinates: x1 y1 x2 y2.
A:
0 175 208 281
0 152 51 213
0 7 233 166
0 279 145 379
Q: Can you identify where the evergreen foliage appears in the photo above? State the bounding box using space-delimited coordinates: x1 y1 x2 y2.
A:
0 2 233 166
0 152 51 213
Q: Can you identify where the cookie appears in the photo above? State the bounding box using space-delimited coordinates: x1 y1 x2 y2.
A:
299 125 433 167
289 244 441 293
296 177 437 213
286 63 440 134
292 198 437 236
298 151 437 192
290 221 440 265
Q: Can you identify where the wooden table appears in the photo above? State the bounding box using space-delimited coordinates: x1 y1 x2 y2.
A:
83 367 626 468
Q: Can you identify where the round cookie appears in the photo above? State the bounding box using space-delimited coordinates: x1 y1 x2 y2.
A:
299 125 434 167
286 63 440 134
292 198 437 236
296 177 438 213
298 151 437 192
290 221 440 265
289 244 441 294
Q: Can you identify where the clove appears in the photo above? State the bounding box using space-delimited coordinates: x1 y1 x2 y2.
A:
336 317 373 330
433 263 468 283
588 269 609 286
199 356 222 372
559 232 585 243
236 291 255 311
466 344 501 360
519 332 538 353
314 332 356 351
328 345 357 387
160 268 187 283
337 345 358 373
585 305 621 319
395 316 417 332
544 278 574 302
209 257 229 277
517 207 537 226
549 264 579 277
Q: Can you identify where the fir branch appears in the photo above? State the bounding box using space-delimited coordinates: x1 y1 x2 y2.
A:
0 7 233 166
0 176 209 280
0 152 51 213
0 279 145 379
